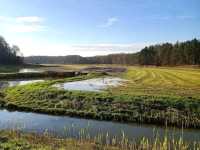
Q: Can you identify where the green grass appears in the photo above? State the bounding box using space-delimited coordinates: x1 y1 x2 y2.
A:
0 130 199 150
112 66 200 98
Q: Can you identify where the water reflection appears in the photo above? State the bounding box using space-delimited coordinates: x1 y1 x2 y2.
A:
0 80 44 88
53 77 126 92
0 109 199 143
19 68 43 73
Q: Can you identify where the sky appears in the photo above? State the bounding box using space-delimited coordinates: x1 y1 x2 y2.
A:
0 0 200 56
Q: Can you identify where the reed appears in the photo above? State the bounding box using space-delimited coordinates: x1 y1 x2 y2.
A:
0 129 199 150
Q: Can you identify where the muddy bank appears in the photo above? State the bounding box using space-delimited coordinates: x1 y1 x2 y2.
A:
0 71 85 80
80 66 127 73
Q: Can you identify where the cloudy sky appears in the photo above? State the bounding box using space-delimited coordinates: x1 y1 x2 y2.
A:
0 0 199 56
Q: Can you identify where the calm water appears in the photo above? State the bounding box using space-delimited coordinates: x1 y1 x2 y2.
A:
53 77 126 92
19 68 43 73
0 80 44 88
0 109 199 143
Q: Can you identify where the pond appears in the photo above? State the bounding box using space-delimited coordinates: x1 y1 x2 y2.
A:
53 77 126 92
0 109 199 143
0 80 44 88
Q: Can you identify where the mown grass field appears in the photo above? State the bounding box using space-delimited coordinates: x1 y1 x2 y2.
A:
110 66 200 98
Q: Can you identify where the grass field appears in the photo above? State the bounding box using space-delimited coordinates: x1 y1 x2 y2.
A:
112 66 200 98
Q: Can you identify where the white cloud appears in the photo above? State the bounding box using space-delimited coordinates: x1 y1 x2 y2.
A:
16 16 44 24
0 16 46 33
8 24 47 33
0 16 12 22
99 17 119 28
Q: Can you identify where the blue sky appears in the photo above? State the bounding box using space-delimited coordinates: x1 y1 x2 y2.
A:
0 0 199 56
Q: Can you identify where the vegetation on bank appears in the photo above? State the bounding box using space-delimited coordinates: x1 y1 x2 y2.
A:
0 130 117 150
0 130 199 150
0 70 199 128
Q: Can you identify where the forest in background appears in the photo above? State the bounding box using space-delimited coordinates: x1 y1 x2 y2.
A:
0 36 23 65
25 39 200 66
0 35 199 66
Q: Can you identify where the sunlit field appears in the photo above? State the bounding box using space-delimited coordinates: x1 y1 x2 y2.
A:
112 66 200 98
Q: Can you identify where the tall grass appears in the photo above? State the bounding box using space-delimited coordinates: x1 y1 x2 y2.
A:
0 128 199 150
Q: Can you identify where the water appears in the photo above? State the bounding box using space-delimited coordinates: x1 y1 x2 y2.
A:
19 68 43 73
53 77 126 92
0 109 199 143
8 80 44 87
0 80 44 88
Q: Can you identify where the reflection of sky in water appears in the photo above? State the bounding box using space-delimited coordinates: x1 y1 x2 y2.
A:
0 80 44 88
53 77 126 92
19 68 43 73
8 80 44 87
0 109 199 143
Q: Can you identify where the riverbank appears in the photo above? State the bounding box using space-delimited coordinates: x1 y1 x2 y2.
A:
0 72 199 128
0 130 199 150
0 71 81 80
0 66 199 128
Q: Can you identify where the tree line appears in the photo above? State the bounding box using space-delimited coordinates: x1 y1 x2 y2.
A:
0 36 23 65
25 39 200 66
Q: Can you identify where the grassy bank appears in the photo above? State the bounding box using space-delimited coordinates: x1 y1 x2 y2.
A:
0 72 199 128
0 130 199 150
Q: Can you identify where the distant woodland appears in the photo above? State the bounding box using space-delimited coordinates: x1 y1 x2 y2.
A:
25 39 200 66
0 35 199 66
0 36 23 65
